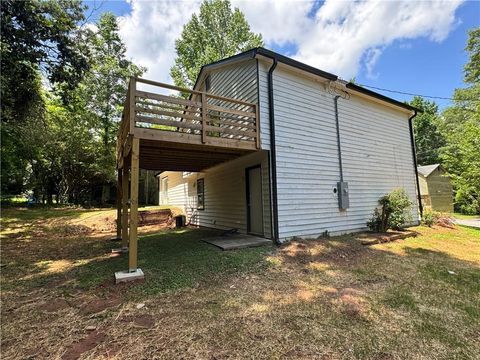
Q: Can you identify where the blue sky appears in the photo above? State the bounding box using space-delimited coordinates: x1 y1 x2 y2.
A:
86 0 479 109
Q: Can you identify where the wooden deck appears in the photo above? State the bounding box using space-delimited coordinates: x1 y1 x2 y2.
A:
116 77 260 172
114 77 260 275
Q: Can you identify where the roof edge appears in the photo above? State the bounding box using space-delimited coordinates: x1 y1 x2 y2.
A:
346 83 420 113
193 47 421 113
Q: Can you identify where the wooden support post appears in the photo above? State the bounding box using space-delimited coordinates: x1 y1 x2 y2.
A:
128 137 140 271
201 92 207 144
129 77 136 134
121 163 129 250
115 169 122 239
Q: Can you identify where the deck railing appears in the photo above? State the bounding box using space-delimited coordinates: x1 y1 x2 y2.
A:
117 77 259 160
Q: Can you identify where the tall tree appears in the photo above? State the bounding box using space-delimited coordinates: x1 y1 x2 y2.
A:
82 13 145 150
409 96 445 165
0 0 89 193
170 0 263 89
37 12 146 204
440 27 480 214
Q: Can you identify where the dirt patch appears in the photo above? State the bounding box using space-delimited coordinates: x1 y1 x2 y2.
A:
133 314 156 328
334 288 369 320
279 239 371 267
52 224 92 237
38 298 70 313
62 331 106 360
139 209 173 226
72 209 174 233
80 297 121 315
357 230 418 245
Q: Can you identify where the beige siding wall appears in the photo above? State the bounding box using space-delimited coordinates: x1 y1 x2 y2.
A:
427 169 453 212
159 151 272 238
258 61 420 239
418 175 429 195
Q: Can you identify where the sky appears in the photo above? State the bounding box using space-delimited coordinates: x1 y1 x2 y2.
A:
85 0 480 109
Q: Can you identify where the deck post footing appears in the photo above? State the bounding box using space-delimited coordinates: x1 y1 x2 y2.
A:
111 247 128 254
114 269 144 284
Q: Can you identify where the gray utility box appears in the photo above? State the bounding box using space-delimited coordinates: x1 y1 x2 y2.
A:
337 181 349 210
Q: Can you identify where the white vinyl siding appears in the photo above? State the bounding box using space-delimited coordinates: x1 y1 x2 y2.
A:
158 172 197 220
257 60 271 150
159 151 272 238
259 62 419 240
208 59 258 103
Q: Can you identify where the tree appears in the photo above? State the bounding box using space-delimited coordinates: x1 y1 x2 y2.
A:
440 27 480 214
409 96 446 165
35 12 146 204
82 13 145 150
1 0 89 194
170 0 263 89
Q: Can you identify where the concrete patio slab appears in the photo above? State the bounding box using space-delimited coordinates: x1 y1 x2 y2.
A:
204 234 272 250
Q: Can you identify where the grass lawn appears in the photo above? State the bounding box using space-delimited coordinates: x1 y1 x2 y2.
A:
453 212 480 220
1 207 479 359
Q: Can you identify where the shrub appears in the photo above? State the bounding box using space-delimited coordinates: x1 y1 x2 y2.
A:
422 211 455 228
422 210 439 227
367 188 413 232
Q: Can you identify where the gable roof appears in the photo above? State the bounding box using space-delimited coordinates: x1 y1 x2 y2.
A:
418 164 441 177
193 47 420 113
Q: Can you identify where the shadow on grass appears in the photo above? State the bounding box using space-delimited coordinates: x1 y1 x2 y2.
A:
2 228 274 297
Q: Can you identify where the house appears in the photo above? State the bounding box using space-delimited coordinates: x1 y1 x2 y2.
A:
417 164 453 212
114 47 422 280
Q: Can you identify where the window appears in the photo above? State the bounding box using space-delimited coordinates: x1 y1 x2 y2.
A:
197 178 205 210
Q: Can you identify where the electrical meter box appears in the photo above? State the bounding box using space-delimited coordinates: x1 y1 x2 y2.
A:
337 181 349 210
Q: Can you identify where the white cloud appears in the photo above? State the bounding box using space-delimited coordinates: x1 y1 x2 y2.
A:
117 0 464 85
118 0 200 87
238 0 463 79
364 47 382 80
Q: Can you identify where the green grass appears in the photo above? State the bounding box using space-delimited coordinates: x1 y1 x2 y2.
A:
453 212 480 220
76 228 273 295
1 208 480 359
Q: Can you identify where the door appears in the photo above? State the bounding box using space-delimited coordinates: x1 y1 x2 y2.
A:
246 166 264 235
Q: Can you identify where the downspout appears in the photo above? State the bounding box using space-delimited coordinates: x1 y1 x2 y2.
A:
408 111 423 218
263 55 280 244
334 96 344 182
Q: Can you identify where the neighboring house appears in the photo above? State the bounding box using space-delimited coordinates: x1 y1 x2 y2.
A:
151 48 421 242
417 164 453 212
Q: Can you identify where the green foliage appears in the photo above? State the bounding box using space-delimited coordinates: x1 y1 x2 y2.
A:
422 210 440 227
439 27 480 215
170 0 263 89
0 0 89 194
367 188 413 232
410 96 446 165
464 28 480 84
80 13 145 149
1 7 145 204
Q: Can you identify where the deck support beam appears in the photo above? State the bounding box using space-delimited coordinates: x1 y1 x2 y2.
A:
121 163 129 251
111 169 122 241
128 137 140 272
115 137 143 284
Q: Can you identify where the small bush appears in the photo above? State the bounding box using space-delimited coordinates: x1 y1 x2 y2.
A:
422 211 455 228
367 188 413 232
422 210 439 227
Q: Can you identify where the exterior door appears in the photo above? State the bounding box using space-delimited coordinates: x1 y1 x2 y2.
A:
246 166 264 236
